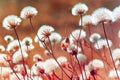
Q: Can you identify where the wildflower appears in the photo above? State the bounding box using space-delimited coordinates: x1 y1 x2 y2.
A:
118 30 120 38
39 32 62 48
94 39 112 49
67 44 81 55
92 7 114 25
2 15 22 30
88 59 104 71
115 60 120 68
6 40 21 52
108 69 120 79
112 48 120 61
79 15 93 27
71 3 88 16
37 25 55 41
57 56 67 67
113 5 120 21
31 61 45 75
0 45 5 52
69 29 86 42
22 37 32 46
76 53 87 65
89 33 101 43
33 54 43 62
43 58 58 74
4 35 14 43
20 6 38 19
12 50 28 63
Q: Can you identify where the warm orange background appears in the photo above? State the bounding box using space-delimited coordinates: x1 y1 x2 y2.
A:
0 0 120 80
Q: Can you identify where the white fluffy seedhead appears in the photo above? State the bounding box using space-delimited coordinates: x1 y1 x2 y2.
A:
92 7 114 25
77 53 87 65
94 39 112 49
20 6 38 19
79 15 93 27
113 5 120 21
72 2 88 16
69 29 86 42
112 48 120 61
4 35 14 43
2 15 22 30
108 69 120 78
43 58 58 74
89 33 101 43
57 56 67 65
88 59 104 71
37 25 55 41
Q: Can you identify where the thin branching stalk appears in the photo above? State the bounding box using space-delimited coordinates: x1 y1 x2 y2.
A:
43 37 72 79
102 22 120 79
53 71 62 80
13 28 28 79
75 55 84 80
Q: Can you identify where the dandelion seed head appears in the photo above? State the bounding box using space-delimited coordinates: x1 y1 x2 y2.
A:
92 7 114 25
89 33 101 43
2 15 22 30
94 39 112 49
4 35 14 43
72 3 88 16
112 48 120 61
113 6 120 21
79 15 93 27
20 6 38 19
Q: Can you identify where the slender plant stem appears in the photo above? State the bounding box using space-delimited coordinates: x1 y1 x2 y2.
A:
8 61 21 80
75 55 84 80
102 22 120 79
13 28 28 78
43 37 71 79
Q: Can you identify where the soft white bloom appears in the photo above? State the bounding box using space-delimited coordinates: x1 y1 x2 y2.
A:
21 44 34 52
6 40 21 52
112 48 120 61
92 7 114 25
89 33 101 43
31 61 44 75
67 44 81 55
37 25 55 41
49 32 62 44
113 6 120 21
4 35 14 43
57 56 67 65
94 39 112 49
2 15 22 30
33 54 43 62
72 3 88 16
34 36 39 42
43 58 58 74
39 32 62 48
20 6 38 19
79 15 93 27
88 59 104 71
22 37 32 46
108 69 120 78
69 29 86 42
0 45 5 52
77 53 87 65
12 50 28 63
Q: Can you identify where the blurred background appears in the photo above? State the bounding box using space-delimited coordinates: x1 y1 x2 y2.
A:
0 0 120 67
